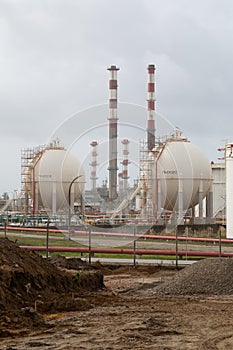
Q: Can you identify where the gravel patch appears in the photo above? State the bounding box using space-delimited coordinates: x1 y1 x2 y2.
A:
154 257 233 295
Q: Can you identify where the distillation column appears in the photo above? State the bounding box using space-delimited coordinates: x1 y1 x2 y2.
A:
108 65 120 201
121 139 130 193
147 64 156 151
90 141 98 192
206 183 214 224
198 178 204 220
118 172 123 195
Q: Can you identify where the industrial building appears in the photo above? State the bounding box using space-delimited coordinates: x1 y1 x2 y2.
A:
211 162 225 221
0 64 231 236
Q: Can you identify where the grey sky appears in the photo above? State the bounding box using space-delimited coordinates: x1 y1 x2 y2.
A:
0 0 233 195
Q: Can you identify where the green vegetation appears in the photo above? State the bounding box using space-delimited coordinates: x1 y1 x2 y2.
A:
76 271 81 283
3 234 83 248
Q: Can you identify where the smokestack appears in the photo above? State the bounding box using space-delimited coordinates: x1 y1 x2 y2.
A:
107 65 120 201
90 141 98 192
121 139 130 192
147 64 156 151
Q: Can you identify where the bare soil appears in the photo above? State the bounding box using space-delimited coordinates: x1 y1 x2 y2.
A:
1 238 233 349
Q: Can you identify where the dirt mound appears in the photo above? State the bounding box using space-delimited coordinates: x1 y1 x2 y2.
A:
0 238 104 337
49 254 89 270
154 258 233 295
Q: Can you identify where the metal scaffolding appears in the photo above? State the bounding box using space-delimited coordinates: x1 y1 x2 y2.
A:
139 140 154 219
21 140 63 214
21 145 46 214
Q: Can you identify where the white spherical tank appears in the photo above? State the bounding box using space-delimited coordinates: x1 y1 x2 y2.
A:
33 148 85 212
152 138 212 212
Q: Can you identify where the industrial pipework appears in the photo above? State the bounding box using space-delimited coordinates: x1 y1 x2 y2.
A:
107 65 120 201
147 64 156 151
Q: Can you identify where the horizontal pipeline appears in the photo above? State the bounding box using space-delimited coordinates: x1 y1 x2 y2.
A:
2 225 233 244
20 246 233 258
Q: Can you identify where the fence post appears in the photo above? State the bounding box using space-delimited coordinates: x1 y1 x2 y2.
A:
175 228 178 269
133 225 136 268
46 219 50 258
4 221 7 238
219 228 222 257
88 226 92 264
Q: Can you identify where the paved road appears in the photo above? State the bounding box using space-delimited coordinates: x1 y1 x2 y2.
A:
1 230 232 255
73 235 231 254
86 257 195 266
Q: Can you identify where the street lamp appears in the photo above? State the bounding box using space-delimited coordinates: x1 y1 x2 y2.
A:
68 175 84 239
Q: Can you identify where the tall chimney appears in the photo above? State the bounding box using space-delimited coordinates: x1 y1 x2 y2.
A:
90 141 98 192
107 65 120 200
147 64 156 150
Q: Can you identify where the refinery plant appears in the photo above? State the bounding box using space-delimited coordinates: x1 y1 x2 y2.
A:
0 64 232 238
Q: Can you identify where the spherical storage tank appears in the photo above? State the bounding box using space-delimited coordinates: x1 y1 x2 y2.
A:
152 134 212 212
33 148 85 212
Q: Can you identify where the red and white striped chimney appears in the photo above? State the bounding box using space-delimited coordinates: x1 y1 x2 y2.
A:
147 64 156 151
121 139 130 192
90 141 98 192
107 65 120 201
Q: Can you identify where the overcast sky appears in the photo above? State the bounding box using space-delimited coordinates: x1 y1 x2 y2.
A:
1 0 233 195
